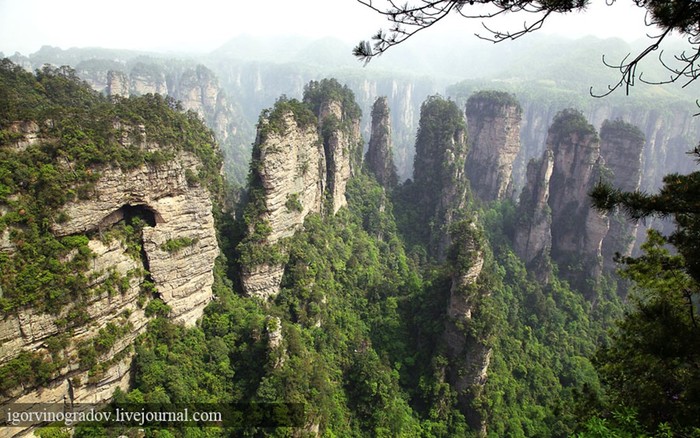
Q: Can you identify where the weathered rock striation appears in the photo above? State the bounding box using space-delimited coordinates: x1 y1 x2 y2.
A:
365 97 398 189
240 79 363 299
239 106 326 299
599 119 645 272
548 110 609 290
412 95 469 260
0 240 148 438
0 123 220 437
465 91 522 202
513 149 554 281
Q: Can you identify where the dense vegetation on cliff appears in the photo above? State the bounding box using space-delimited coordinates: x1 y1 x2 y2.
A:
0 60 222 312
0 61 225 403
4 59 699 438
0 61 222 314
86 83 632 437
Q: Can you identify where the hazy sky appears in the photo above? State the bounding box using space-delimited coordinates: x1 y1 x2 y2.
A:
0 0 655 56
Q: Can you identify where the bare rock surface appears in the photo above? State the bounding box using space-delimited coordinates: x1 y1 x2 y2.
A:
465 92 522 201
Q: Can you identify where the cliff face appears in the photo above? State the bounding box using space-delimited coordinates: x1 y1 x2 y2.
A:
599 119 645 271
209 57 437 182
512 109 610 291
412 96 469 260
465 91 522 201
546 110 609 292
240 106 326 299
512 99 699 200
240 79 363 299
0 132 219 433
317 99 362 213
513 149 554 280
305 80 363 214
365 97 398 189
350 77 436 180
52 151 218 325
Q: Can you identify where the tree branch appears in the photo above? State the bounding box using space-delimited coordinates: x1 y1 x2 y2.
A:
355 0 700 97
589 27 673 97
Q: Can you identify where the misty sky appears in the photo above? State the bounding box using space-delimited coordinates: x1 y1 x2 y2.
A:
0 0 655 56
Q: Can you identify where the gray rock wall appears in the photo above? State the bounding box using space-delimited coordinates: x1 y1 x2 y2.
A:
465 92 522 202
0 143 219 437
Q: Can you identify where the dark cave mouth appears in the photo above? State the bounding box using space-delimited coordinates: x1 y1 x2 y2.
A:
98 203 164 230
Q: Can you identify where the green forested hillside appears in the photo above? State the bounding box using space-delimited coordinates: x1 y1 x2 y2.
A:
89 87 619 436
3 61 699 438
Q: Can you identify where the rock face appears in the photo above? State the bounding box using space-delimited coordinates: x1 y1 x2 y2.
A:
513 149 554 280
0 237 148 438
240 108 326 299
365 97 398 189
442 222 490 436
547 110 609 290
599 119 645 271
318 99 361 213
6 121 41 151
511 98 699 203
106 70 129 96
251 113 326 244
240 79 363 299
128 62 168 96
306 79 364 214
514 110 611 292
465 91 522 201
412 96 469 260
513 110 650 293
52 151 218 324
211 57 435 181
0 139 218 437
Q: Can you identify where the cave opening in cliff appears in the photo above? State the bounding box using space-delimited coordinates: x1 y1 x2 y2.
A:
94 204 164 276
120 204 161 227
98 203 164 231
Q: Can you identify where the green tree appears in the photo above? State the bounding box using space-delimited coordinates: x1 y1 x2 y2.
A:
592 169 700 283
585 191 700 433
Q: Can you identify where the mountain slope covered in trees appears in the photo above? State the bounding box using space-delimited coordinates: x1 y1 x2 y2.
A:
1 45 699 437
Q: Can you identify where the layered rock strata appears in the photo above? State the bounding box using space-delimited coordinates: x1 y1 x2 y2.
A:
465 91 522 201
0 138 219 437
52 151 218 325
240 110 326 299
241 82 363 299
